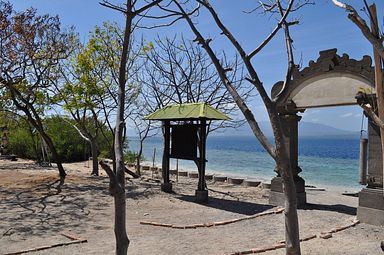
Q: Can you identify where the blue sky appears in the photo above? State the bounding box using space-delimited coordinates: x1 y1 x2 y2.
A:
9 0 384 132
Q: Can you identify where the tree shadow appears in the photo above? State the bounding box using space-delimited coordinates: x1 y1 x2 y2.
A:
303 203 357 216
0 161 56 171
175 193 274 215
125 180 161 200
0 177 112 238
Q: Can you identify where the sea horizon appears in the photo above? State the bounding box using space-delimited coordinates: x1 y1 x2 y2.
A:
127 134 364 192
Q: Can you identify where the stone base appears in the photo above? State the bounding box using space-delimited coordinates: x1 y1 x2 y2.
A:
161 183 173 193
268 176 306 208
357 188 384 226
195 190 208 203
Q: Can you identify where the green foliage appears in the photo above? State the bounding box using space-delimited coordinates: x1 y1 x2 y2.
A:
8 126 37 159
44 116 87 162
5 115 112 162
123 150 140 163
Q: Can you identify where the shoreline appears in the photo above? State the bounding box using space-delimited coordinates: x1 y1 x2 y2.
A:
140 160 362 193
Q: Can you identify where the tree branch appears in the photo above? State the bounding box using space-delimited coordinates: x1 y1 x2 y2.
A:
360 103 384 129
249 0 295 59
332 0 384 59
99 160 119 195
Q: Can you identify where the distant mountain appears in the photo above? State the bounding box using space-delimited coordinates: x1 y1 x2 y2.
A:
216 121 359 138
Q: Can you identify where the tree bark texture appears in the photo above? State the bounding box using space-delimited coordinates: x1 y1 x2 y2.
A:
112 1 133 253
369 4 384 196
90 138 99 176
172 2 301 253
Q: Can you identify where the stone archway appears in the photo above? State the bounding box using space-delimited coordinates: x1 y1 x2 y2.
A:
269 49 382 225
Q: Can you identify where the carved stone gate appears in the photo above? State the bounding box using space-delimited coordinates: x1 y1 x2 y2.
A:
270 49 383 225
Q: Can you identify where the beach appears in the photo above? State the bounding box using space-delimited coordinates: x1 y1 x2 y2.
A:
0 159 383 255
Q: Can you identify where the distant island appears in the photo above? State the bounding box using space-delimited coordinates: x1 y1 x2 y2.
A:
216 121 360 138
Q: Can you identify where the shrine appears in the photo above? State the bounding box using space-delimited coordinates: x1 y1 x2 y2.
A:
145 102 230 202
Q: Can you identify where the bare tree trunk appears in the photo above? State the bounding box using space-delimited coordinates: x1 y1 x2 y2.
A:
369 5 384 196
113 185 128 254
171 2 301 253
136 155 141 176
270 106 301 255
90 137 99 176
112 1 133 253
136 140 143 176
7 85 66 180
99 1 165 253
40 130 66 179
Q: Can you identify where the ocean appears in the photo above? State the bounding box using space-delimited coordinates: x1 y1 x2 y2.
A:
127 135 363 192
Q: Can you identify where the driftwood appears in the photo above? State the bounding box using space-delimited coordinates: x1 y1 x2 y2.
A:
324 219 360 235
140 207 284 229
229 218 359 254
230 234 317 255
3 239 87 255
60 232 82 241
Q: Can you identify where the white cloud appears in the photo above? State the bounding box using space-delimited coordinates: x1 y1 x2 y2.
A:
311 118 319 123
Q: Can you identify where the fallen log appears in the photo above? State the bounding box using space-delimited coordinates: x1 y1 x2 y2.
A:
229 234 317 255
229 218 359 254
140 207 284 229
4 239 87 255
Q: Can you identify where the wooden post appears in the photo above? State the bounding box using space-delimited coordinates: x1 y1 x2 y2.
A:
161 120 172 192
198 118 207 191
359 138 368 185
152 147 156 167
369 4 384 195
195 118 208 202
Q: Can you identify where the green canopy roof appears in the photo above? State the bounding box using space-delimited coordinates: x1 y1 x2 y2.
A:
144 102 230 121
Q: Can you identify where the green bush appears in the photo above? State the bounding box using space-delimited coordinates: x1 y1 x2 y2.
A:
123 150 139 163
7 115 113 163
8 127 38 159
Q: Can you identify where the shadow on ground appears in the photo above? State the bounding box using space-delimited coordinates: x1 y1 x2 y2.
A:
304 203 357 216
175 194 273 215
0 176 112 238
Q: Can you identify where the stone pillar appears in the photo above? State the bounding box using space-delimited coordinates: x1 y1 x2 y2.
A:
357 119 384 225
269 113 307 208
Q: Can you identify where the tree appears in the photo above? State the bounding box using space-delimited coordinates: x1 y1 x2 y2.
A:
98 1 164 254
160 0 313 253
55 37 108 176
332 1 384 196
0 1 77 181
141 36 250 134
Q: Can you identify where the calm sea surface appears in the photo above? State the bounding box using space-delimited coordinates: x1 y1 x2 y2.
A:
127 135 363 192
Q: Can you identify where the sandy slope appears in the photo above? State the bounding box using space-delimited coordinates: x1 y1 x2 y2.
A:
0 159 383 255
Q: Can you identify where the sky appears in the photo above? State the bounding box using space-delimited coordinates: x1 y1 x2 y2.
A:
9 0 384 132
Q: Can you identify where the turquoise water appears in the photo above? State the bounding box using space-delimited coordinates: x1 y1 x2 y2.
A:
127 135 363 192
